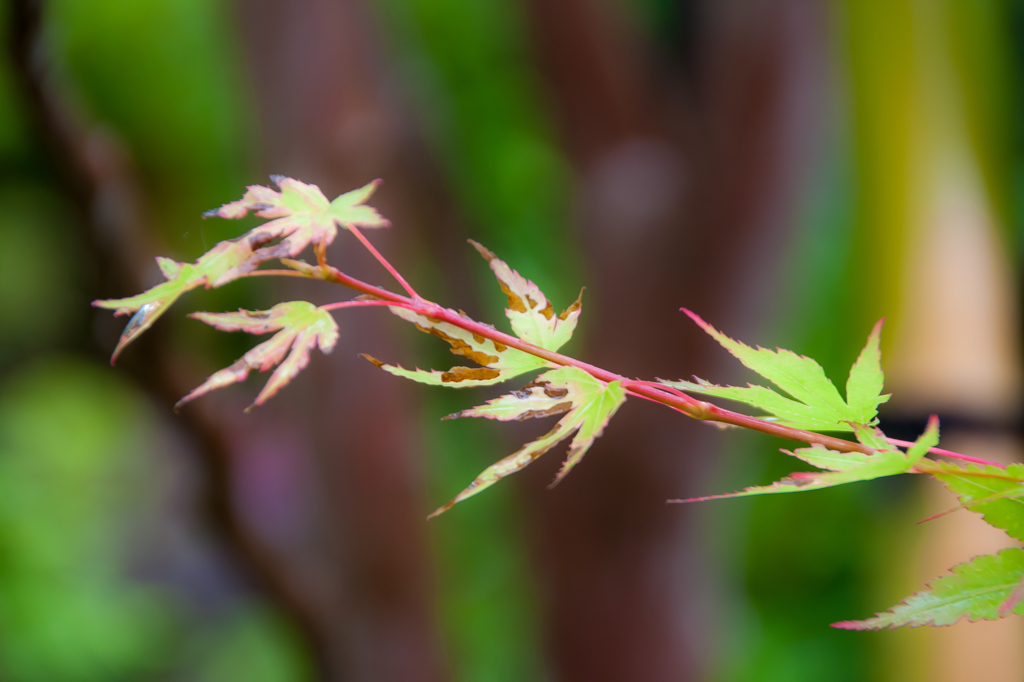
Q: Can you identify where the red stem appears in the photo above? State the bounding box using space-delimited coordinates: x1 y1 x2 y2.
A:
320 300 412 312
887 438 1004 468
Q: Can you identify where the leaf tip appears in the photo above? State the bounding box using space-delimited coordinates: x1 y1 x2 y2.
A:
426 501 454 520
359 353 385 369
679 308 709 330
467 239 495 262
829 620 867 631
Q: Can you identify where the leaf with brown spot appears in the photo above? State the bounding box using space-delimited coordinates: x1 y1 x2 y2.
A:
470 240 582 351
429 366 626 517
206 176 389 282
369 306 548 387
175 301 339 411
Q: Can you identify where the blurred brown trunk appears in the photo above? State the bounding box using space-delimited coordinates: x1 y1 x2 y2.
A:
231 0 458 679
518 0 830 679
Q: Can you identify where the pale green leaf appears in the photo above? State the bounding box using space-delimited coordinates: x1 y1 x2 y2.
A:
205 176 388 282
833 548 1024 629
92 239 252 363
430 367 626 517
175 301 339 411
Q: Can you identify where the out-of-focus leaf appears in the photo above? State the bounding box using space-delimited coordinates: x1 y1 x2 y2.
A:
833 548 1024 629
92 239 252 363
664 312 889 432
430 366 625 517
917 461 1024 541
175 301 338 410
469 240 581 351
366 307 548 387
675 417 938 502
205 176 388 281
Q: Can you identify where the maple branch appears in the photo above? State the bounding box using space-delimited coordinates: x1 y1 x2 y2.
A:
296 262 886 456
229 249 996 467
347 224 421 299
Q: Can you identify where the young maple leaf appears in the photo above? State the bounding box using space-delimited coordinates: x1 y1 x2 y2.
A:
92 239 253 363
204 176 389 281
916 461 1024 541
469 240 582 351
364 306 550 387
366 241 583 388
833 547 1024 629
174 301 338 411
662 313 888 432
673 416 939 502
429 366 626 517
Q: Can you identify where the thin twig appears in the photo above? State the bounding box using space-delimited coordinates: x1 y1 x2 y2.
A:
320 299 409 312
888 438 1004 468
347 224 421 299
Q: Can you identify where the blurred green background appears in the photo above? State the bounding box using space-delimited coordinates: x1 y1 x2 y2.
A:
1 0 1022 680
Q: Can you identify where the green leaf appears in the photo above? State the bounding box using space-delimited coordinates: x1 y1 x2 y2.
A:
833 548 1024 629
429 366 626 517
674 416 939 502
205 176 389 281
917 461 1024 542
663 311 889 432
366 306 548 387
470 240 582 351
845 319 889 423
663 378 852 433
91 239 252 363
175 301 339 411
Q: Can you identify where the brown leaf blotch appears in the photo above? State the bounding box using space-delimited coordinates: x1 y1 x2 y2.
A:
493 340 507 352
413 323 500 366
525 295 537 309
441 367 502 383
515 402 573 420
539 301 554 320
473 333 486 344
542 386 569 398
498 280 527 313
